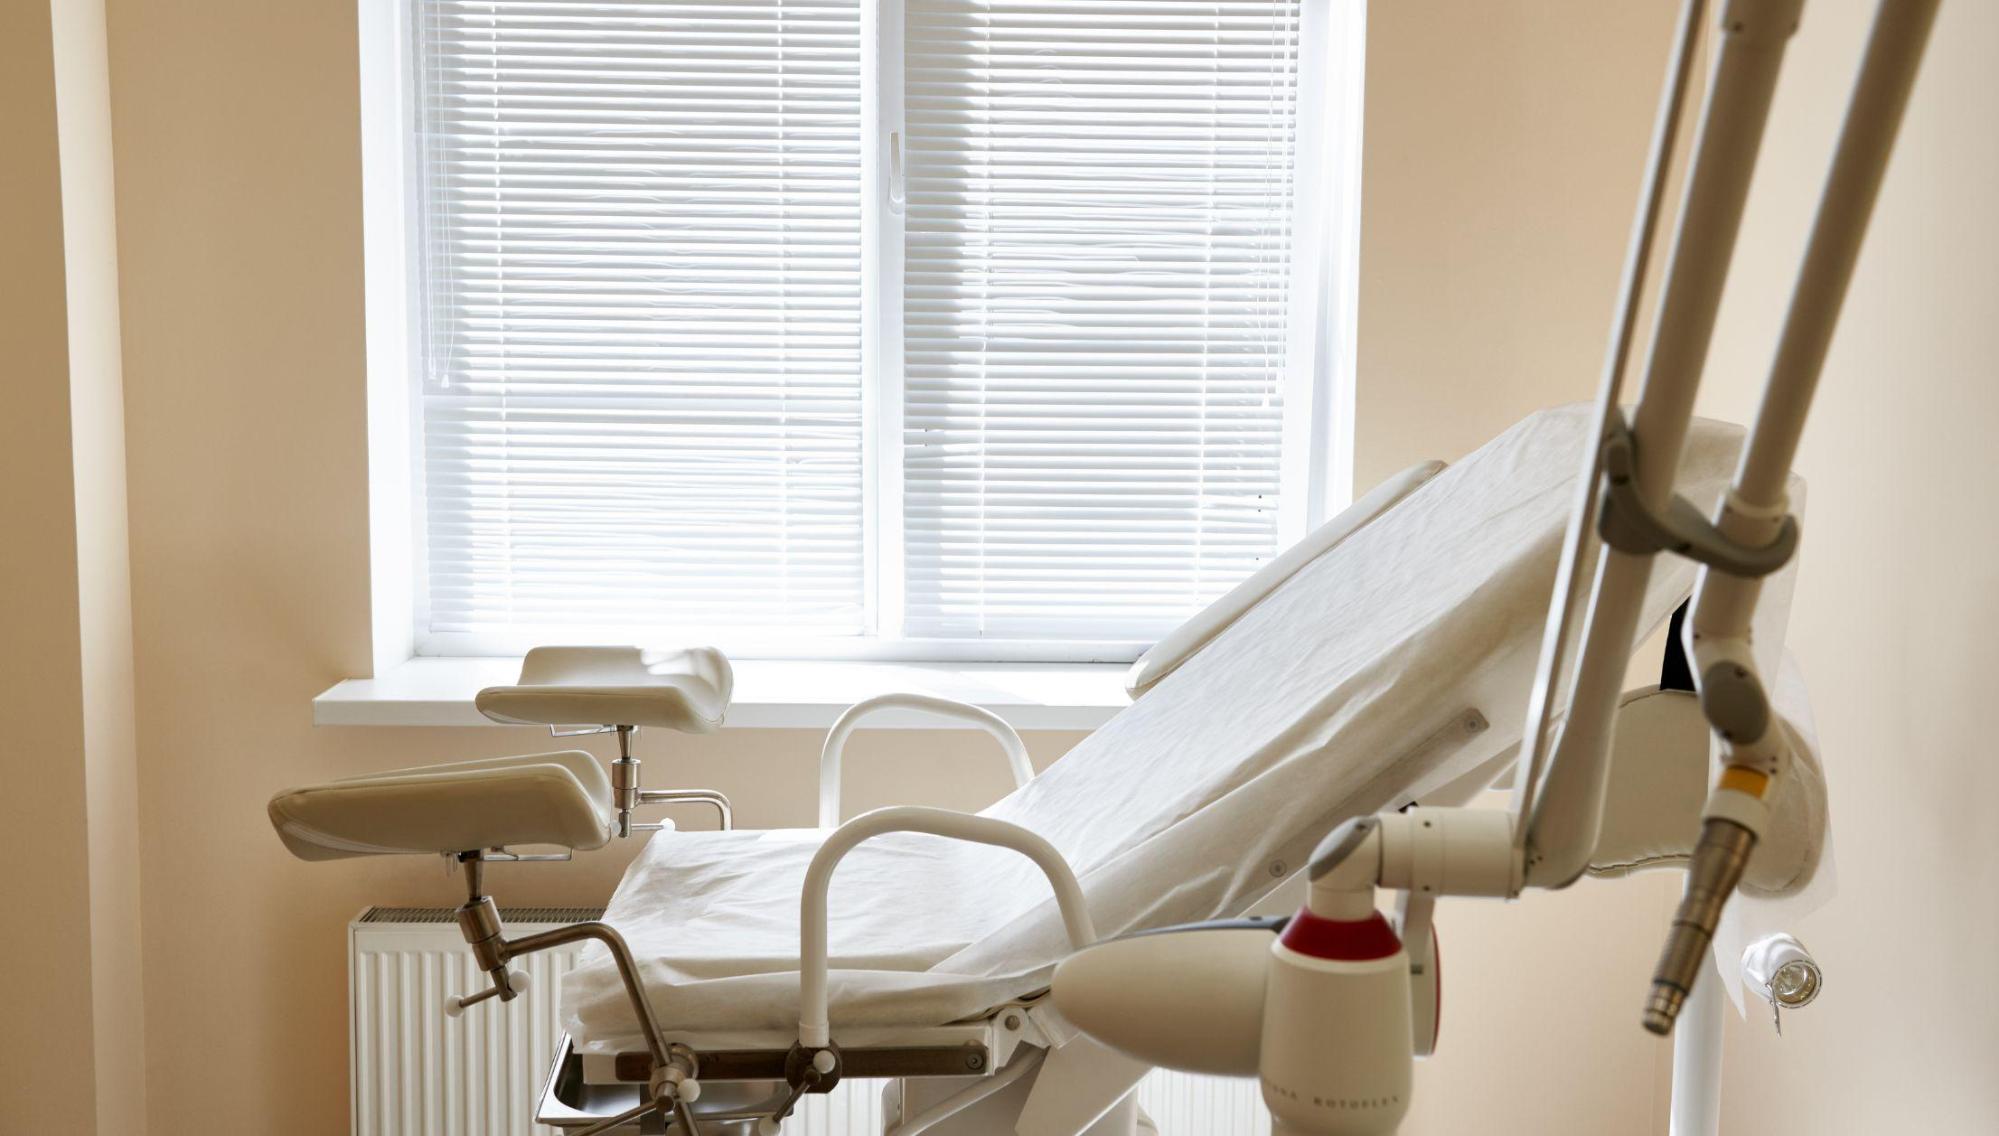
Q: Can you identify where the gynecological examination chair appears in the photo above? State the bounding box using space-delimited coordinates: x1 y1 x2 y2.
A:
270 0 1939 1129
270 407 1829 1136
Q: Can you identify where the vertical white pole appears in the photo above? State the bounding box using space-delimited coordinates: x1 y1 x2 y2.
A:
1670 952 1727 1136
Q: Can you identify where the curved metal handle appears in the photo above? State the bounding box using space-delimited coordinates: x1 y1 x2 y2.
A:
638 787 735 830
818 693 1035 828
797 806 1094 1047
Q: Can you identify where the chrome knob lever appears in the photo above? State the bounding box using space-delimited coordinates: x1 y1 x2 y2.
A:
444 969 530 1018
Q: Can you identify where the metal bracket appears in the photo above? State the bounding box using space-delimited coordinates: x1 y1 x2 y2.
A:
1597 413 1799 577
638 787 736 830
439 847 575 871
479 847 574 863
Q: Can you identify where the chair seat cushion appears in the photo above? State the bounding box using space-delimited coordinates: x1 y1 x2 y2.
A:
268 751 614 861
476 646 733 733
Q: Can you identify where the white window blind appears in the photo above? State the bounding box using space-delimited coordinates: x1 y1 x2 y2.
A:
414 0 868 642
899 0 1305 643
401 0 1339 657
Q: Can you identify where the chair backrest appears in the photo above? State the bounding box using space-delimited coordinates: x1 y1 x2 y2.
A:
1123 459 1446 699
947 405 1764 973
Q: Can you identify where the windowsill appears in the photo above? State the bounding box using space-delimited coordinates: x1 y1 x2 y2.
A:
313 657 1131 731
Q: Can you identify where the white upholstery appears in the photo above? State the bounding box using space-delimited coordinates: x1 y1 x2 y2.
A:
268 751 614 860
1587 687 1714 878
476 645 733 732
1124 460 1446 699
1588 664 1825 894
563 406 1807 1051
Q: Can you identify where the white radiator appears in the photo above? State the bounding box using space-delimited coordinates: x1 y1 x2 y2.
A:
350 907 1266 1136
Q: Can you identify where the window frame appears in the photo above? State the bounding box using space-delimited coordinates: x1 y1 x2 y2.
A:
359 0 1364 668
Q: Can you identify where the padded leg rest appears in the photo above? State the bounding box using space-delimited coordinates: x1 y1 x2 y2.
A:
476 646 732 732
269 751 615 861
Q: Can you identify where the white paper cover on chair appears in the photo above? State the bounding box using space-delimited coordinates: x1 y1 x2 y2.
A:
564 406 1775 1051
1124 460 1446 699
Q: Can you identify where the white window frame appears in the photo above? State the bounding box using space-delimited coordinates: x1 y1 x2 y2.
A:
357 0 1364 671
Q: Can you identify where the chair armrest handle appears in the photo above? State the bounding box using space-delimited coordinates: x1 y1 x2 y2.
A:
818 694 1034 828
797 806 1093 1048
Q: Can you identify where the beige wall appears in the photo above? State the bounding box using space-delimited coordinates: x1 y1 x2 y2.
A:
1 0 147 1128
0 1 102 1126
1695 0 1999 1128
37 0 1983 1132
1356 0 1690 485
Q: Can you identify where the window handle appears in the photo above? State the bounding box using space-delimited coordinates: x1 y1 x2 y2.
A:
888 130 906 215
